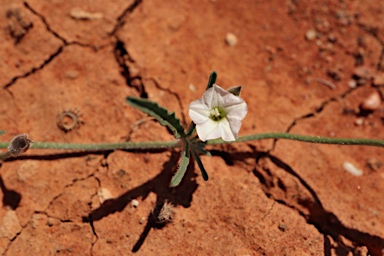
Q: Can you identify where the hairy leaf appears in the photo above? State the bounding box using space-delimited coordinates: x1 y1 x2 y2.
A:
126 97 185 138
171 142 190 187
0 130 4 136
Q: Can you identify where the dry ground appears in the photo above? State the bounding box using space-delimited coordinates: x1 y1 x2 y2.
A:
1 0 384 255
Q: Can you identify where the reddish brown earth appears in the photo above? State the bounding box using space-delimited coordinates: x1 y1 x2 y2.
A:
1 0 384 255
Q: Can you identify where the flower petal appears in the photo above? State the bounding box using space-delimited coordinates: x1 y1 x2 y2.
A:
201 86 215 109
189 83 248 142
217 118 237 141
226 101 248 120
195 119 219 141
226 118 242 139
189 99 211 124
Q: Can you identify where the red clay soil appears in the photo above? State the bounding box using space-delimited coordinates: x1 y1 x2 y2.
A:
1 0 384 255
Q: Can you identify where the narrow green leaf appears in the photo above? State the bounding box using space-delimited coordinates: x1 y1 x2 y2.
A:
191 148 209 181
171 142 190 187
206 71 217 90
192 141 211 156
0 130 5 136
185 122 196 136
126 97 185 138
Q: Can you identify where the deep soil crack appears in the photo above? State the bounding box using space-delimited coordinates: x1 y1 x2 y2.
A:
254 154 384 256
109 0 143 36
113 39 148 98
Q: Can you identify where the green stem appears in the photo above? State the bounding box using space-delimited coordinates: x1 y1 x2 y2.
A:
206 133 384 148
0 133 383 153
0 151 11 161
0 140 180 151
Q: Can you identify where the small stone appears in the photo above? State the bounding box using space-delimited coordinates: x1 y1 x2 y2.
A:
139 217 146 224
327 68 342 81
278 223 287 232
367 158 382 171
347 80 357 88
64 70 78 79
97 188 114 204
354 118 364 126
343 162 363 176
353 66 372 79
328 34 337 43
225 33 237 46
305 29 317 41
131 199 139 208
373 73 384 86
189 84 196 92
0 210 22 239
361 92 381 111
70 8 103 20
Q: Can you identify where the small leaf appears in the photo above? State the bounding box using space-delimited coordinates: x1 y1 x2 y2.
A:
191 148 209 181
0 130 5 136
227 86 242 96
192 141 211 156
185 122 196 136
126 97 185 138
171 142 190 187
206 71 217 90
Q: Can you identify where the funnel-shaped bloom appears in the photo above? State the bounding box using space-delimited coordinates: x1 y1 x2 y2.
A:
188 84 248 141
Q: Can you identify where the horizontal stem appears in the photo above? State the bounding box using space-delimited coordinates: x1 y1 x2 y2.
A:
0 133 383 153
0 140 180 151
206 133 384 148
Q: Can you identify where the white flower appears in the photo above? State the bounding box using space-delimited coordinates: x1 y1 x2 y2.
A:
188 84 248 142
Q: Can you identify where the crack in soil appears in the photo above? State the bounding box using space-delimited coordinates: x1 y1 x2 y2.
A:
253 153 384 255
270 86 359 151
3 2 100 90
357 23 384 71
2 171 99 255
113 39 148 98
148 77 187 125
3 46 64 89
109 0 143 36
23 1 67 45
260 13 384 253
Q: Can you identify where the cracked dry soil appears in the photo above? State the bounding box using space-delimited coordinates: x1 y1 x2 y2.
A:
1 0 384 255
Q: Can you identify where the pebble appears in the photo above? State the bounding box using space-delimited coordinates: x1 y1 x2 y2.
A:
353 66 371 79
139 217 146 224
131 199 139 208
278 223 287 232
70 8 103 20
65 70 78 79
225 33 238 46
97 188 114 204
0 210 22 239
189 84 196 92
354 118 364 126
305 29 317 41
361 92 381 111
373 73 384 86
343 162 363 176
367 158 382 171
347 80 357 88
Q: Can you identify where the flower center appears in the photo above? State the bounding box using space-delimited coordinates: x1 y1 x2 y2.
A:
209 107 226 121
